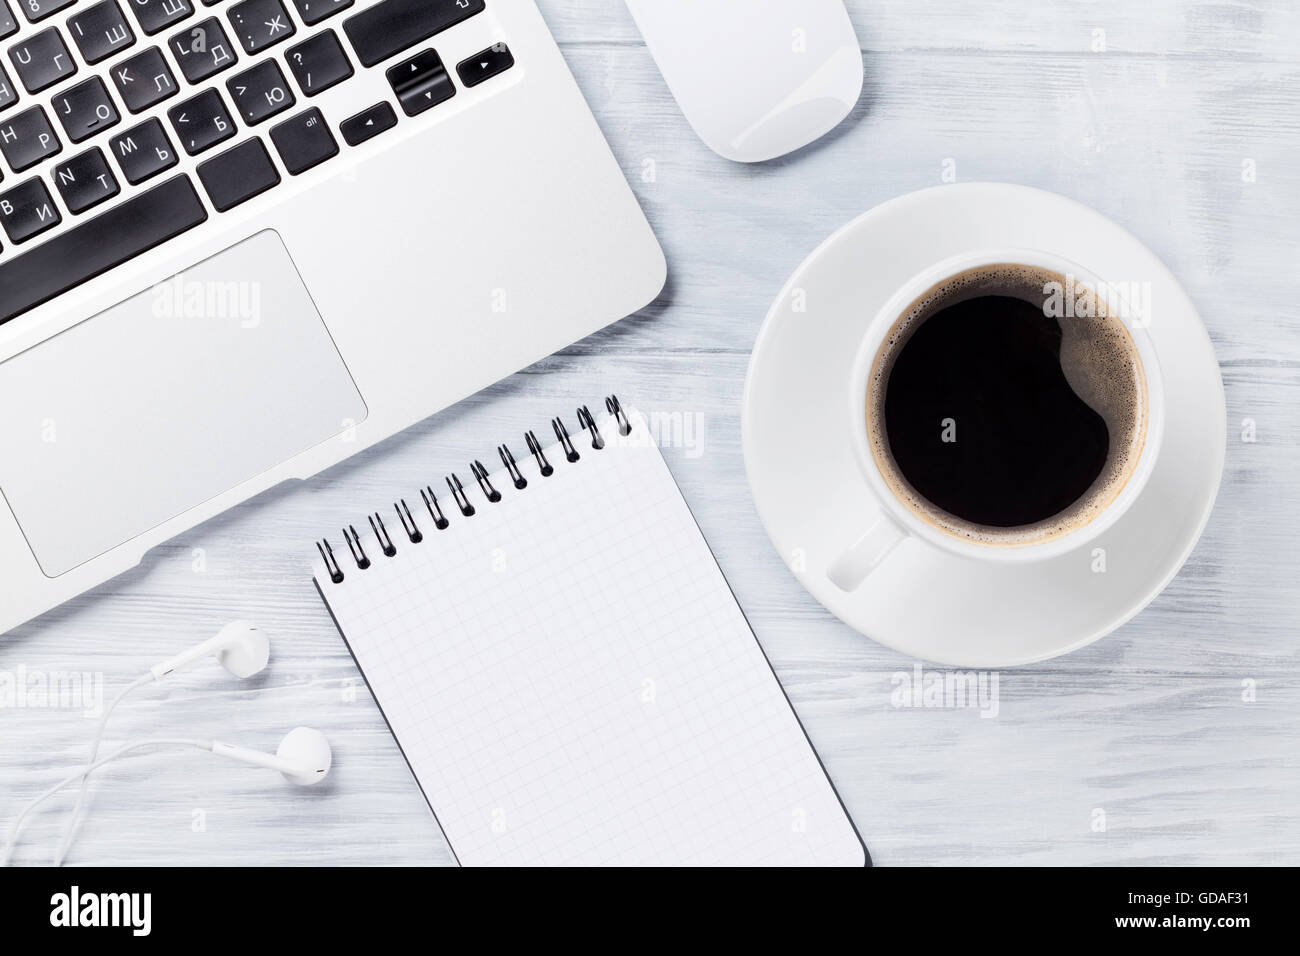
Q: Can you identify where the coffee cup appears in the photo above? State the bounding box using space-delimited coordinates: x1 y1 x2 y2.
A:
827 247 1165 591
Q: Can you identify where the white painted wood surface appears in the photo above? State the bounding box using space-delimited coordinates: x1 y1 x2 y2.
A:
3 0 1298 866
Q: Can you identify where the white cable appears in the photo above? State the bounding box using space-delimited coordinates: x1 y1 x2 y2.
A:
52 673 153 867
1 736 209 868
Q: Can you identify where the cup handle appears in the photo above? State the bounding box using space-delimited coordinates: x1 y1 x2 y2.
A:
826 509 907 591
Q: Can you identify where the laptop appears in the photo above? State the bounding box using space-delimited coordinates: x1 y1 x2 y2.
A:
0 0 665 634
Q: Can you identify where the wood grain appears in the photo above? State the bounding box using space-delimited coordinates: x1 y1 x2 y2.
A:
2 0 1298 866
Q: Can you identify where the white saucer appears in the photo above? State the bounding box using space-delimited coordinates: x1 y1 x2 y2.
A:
742 183 1226 667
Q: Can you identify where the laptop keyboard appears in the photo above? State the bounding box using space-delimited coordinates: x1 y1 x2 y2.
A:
0 0 511 326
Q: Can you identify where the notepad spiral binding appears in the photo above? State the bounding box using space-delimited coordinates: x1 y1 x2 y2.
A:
314 395 633 584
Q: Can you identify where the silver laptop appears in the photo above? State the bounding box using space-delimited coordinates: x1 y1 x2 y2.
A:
0 0 665 633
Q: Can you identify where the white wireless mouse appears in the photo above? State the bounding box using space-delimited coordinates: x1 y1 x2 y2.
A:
625 0 864 163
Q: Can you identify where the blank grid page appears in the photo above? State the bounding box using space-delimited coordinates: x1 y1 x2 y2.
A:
316 412 863 866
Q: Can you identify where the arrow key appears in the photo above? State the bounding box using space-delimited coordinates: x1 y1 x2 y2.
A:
456 42 513 88
385 48 454 117
340 101 396 147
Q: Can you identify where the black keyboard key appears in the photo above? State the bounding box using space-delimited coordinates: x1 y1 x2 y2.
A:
285 29 352 97
109 116 176 182
8 27 76 94
52 146 120 213
169 17 238 82
0 63 16 112
69 1 138 64
130 0 194 36
343 0 483 68
226 58 292 125
290 0 349 27
386 48 453 117
167 87 235 154
53 76 121 143
0 1 15 40
18 0 75 23
0 105 60 171
0 176 59 242
111 46 178 112
227 0 294 54
0 175 207 325
269 106 334 174
197 135 277 210
339 100 393 146
456 43 513 88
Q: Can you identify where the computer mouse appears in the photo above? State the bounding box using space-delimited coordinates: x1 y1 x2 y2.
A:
625 0 864 163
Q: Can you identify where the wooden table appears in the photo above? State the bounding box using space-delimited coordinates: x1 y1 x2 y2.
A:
3 0 1297 866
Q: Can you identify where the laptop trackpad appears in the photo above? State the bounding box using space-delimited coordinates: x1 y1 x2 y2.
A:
0 230 367 577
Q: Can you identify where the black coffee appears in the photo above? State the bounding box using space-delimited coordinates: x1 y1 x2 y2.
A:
866 265 1146 545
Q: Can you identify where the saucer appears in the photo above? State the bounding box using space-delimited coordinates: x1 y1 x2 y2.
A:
741 183 1226 667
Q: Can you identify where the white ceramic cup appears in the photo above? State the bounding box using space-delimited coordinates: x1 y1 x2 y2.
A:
827 246 1166 591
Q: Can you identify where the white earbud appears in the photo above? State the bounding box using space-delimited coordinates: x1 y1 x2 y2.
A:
3 729 334 866
149 620 270 681
50 621 277 867
210 727 333 786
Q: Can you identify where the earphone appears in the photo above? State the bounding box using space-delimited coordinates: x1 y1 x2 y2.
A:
211 726 333 786
1 622 330 867
149 620 271 681
0 728 332 867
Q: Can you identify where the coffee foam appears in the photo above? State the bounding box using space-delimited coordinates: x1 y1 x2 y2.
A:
866 264 1149 546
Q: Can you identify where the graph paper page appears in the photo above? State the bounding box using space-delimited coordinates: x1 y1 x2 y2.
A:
316 411 864 866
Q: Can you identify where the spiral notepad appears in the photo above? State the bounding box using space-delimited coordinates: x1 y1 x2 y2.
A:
312 397 865 866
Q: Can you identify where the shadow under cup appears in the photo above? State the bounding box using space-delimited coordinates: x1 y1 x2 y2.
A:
865 263 1153 548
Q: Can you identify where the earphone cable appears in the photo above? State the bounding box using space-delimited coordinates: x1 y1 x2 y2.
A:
52 672 153 867
1 736 210 867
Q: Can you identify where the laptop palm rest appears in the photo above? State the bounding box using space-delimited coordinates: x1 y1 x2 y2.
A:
0 230 366 577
